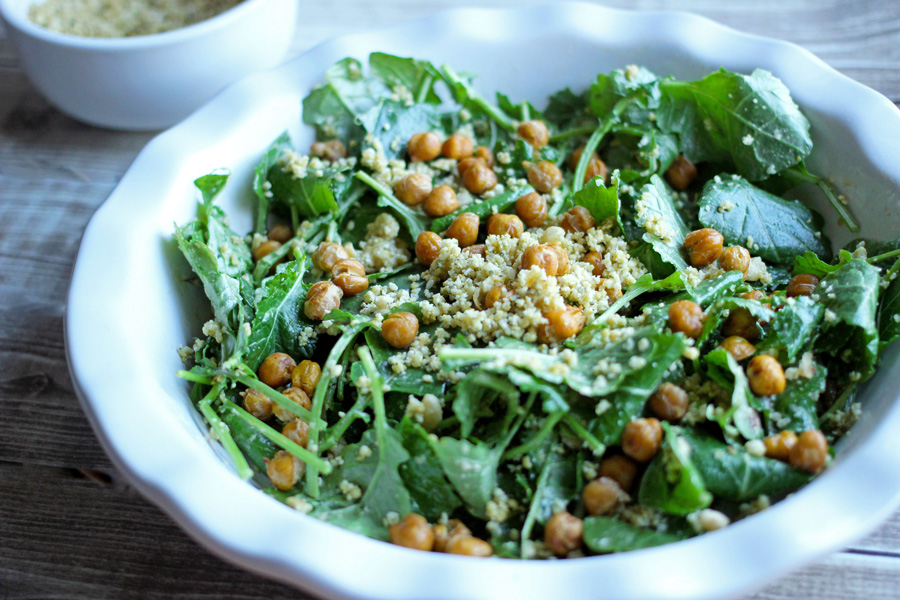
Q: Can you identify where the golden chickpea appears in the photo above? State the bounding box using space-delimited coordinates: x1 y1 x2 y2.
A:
465 244 486 257
446 535 493 557
667 300 705 339
304 281 343 320
389 513 434 551
622 417 663 462
407 132 441 162
746 355 786 396
382 312 419 349
598 455 638 492
741 290 766 301
242 388 273 420
514 192 548 228
559 206 597 233
433 519 471 552
583 477 624 516
665 154 698 191
332 258 365 278
267 223 293 243
538 305 585 344
252 240 281 262
442 133 474 159
786 273 820 297
456 156 485 178
719 336 756 361
444 212 479 248
487 213 524 238
722 308 760 342
415 231 443 266
582 251 606 276
517 120 550 148
282 418 310 448
683 228 725 267
475 145 494 168
333 272 369 296
462 162 498 195
764 430 798 462
258 352 296 388
521 244 559 276
393 173 433 206
584 157 608 184
649 382 689 422
544 511 583 557
273 387 312 422
266 450 303 491
312 242 349 272
291 360 322 396
527 161 563 193
422 185 459 217
546 243 570 275
720 246 751 276
484 285 506 309
789 430 829 473
309 139 347 162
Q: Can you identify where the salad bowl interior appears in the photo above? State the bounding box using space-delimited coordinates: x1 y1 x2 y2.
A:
66 3 900 600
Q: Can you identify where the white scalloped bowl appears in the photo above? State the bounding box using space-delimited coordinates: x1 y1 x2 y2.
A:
66 4 900 600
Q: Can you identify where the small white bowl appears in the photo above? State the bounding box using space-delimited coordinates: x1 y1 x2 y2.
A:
0 0 299 130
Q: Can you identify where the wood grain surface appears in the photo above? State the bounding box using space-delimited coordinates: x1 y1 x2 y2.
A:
2 1 900 598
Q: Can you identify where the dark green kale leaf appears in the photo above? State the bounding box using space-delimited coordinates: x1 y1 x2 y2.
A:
767 362 827 433
704 348 763 440
431 437 502 519
368 52 441 104
639 424 713 516
589 66 663 124
453 370 519 438
252 132 290 234
397 419 462 521
698 175 829 265
657 69 812 181
631 175 690 275
572 176 623 233
757 295 824 363
358 100 442 161
792 249 852 279
543 88 588 131
583 517 688 553
878 265 900 349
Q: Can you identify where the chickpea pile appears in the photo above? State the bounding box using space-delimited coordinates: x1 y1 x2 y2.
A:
389 513 493 556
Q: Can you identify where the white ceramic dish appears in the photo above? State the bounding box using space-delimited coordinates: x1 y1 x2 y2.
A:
66 4 900 600
0 0 298 130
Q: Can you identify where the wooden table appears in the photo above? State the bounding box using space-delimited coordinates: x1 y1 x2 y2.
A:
2 1 899 597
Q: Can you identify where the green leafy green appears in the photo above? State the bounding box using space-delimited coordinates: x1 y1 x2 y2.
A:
757 295 823 363
583 517 688 553
639 424 712 515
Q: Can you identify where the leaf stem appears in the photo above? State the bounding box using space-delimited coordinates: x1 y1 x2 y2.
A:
354 171 426 238
784 166 860 233
502 410 566 460
415 73 434 104
320 392 372 452
234 375 324 427
868 248 900 264
519 457 557 556
177 369 213 385
562 413 605 454
197 383 254 481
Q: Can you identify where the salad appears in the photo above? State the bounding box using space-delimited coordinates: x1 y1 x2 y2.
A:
175 53 900 559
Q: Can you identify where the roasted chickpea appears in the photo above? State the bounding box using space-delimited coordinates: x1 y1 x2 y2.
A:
622 417 663 462
789 430 829 472
465 244 486 257
487 213 524 238
393 173 433 206
582 251 605 277
252 240 281 262
719 336 756 361
312 242 349 272
462 162 498 195
683 228 725 267
415 231 443 266
517 120 550 149
332 258 365 278
584 157 608 184
746 355 786 396
514 192 548 228
722 308 760 342
538 305 585 344
665 154 698 190
389 513 434 551
304 281 343 320
422 185 459 217
544 511 583 557
258 352 296 388
456 156 485 178
273 387 312 422
291 360 322 396
527 160 563 193
720 246 751 276
442 133 474 159
433 519 471 552
333 272 369 296
444 212 479 248
546 243 570 275
407 132 441 162
741 289 767 301
786 273 820 297
282 418 310 448
267 223 293 243
764 430 798 462
309 139 347 162
583 477 625 516
598 455 638 492
559 206 597 233
266 450 303 491
667 300 705 339
475 145 494 168
382 312 419 349
446 535 493 557
484 285 506 309
649 382 689 422
521 244 559 276
242 388 273 420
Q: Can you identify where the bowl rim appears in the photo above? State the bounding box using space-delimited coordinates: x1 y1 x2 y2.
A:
0 0 274 48
65 3 900 600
